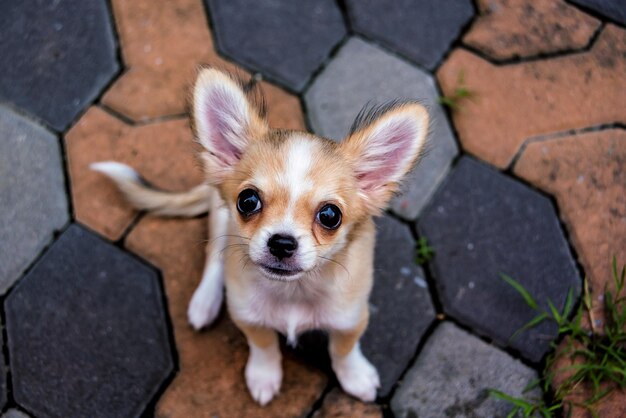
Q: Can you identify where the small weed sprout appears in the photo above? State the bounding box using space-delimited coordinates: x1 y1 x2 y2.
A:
438 70 475 110
490 257 626 418
415 236 435 265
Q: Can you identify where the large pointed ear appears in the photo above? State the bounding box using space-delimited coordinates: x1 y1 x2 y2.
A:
193 68 268 182
340 102 429 213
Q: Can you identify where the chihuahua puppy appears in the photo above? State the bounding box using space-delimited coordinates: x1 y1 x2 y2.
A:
92 69 429 405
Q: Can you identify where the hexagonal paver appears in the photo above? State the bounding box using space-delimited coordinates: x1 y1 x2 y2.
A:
5 224 174 418
570 0 626 26
437 24 626 168
362 215 435 396
206 0 346 91
313 388 382 418
391 322 540 418
305 37 458 220
0 0 118 131
65 107 204 241
0 106 68 294
125 216 327 417
345 0 474 69
0 331 6 411
514 129 626 326
2 410 30 418
464 0 600 60
417 157 581 362
260 81 307 130
102 0 244 122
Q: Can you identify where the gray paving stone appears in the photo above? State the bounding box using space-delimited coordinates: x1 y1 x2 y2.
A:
0 106 68 295
206 0 346 91
362 215 436 397
0 331 6 411
391 322 540 418
305 38 458 220
2 410 30 418
345 0 474 70
5 224 174 418
570 0 626 26
417 157 581 362
0 0 118 131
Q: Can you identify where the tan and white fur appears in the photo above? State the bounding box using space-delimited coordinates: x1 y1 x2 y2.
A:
92 69 429 406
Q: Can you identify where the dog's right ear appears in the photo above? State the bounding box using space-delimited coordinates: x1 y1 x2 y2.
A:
193 69 268 181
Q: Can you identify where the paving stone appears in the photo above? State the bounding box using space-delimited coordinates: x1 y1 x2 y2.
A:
305 38 458 220
362 215 435 397
64 107 204 241
417 157 581 362
5 224 173 418
2 410 30 418
464 0 600 60
125 216 327 417
0 107 68 295
514 129 626 327
0 0 118 131
437 24 626 168
259 80 306 131
551 338 626 418
570 0 626 26
313 388 382 418
391 322 540 418
345 0 474 69
206 0 346 91
0 331 6 411
101 0 244 122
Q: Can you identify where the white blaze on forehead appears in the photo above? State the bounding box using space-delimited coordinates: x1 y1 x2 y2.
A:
281 137 315 204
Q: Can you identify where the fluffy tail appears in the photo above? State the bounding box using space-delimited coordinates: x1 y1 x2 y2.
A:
90 162 212 217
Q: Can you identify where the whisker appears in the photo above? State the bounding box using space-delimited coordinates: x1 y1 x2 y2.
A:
318 255 351 278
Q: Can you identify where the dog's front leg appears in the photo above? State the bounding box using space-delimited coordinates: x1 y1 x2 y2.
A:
188 187 227 329
330 312 380 402
234 320 283 406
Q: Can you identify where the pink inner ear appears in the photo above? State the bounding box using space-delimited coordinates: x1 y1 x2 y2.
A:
204 88 243 167
358 118 418 191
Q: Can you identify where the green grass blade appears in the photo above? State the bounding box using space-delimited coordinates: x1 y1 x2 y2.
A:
510 312 549 341
501 274 539 310
547 300 562 324
562 287 575 318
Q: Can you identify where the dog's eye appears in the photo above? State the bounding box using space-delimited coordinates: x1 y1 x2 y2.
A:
317 204 342 230
237 189 262 216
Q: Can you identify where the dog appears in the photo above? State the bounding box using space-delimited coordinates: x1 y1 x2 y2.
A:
92 68 429 405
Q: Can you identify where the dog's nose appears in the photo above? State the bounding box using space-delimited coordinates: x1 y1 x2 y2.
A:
268 234 298 259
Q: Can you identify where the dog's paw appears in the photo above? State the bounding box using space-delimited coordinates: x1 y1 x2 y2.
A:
333 347 380 402
245 353 283 406
187 285 222 330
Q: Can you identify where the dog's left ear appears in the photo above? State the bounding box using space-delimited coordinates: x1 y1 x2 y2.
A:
340 102 429 213
193 68 268 182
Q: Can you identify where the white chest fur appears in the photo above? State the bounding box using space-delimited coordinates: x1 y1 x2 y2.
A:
227 270 363 345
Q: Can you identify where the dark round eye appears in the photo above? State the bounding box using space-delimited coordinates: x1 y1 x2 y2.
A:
317 204 342 230
237 189 262 216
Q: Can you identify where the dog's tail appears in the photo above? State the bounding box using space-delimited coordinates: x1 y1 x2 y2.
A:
90 162 212 217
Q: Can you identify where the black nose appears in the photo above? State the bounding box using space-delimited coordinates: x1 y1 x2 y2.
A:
268 234 298 259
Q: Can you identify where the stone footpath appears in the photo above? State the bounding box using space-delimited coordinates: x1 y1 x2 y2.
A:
0 1 624 417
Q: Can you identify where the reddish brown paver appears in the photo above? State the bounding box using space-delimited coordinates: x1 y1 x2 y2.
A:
102 0 245 121
65 107 204 241
260 80 306 130
514 129 626 323
125 216 327 417
464 0 600 60
552 339 626 418
437 24 626 168
313 389 382 418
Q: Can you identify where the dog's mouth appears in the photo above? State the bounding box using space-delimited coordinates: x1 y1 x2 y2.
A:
259 264 304 280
